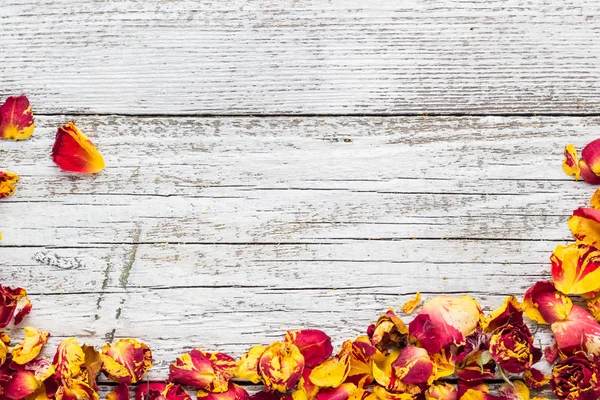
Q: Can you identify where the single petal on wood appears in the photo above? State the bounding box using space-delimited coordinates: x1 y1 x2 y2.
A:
52 121 105 174
0 95 34 140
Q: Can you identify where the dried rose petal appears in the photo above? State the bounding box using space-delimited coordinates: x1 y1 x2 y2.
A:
285 330 333 368
309 340 352 388
0 96 34 141
551 243 600 295
135 382 191 400
551 305 600 356
568 208 600 247
563 144 581 181
107 383 129 400
372 346 434 394
76 344 102 391
347 336 380 388
198 383 249 400
401 293 421 315
2 358 55 400
523 367 550 389
456 350 495 383
523 281 572 324
258 341 305 393
236 345 266 384
425 383 457 400
578 139 600 184
367 310 408 351
52 121 105 174
11 327 50 365
0 285 32 328
55 378 98 400
550 352 600 400
53 338 85 379
101 339 152 384
372 386 414 400
315 383 357 400
169 349 236 392
587 295 600 321
0 171 20 200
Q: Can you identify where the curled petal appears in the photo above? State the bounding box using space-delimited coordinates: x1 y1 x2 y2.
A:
544 343 559 364
53 338 85 379
76 344 102 391
101 339 152 384
456 350 495 383
523 281 572 324
523 368 550 389
581 139 600 175
258 342 305 393
591 189 600 210
135 382 191 400
107 383 129 400
198 383 249 400
52 121 105 174
563 144 581 181
551 305 600 356
310 340 351 388
0 171 20 199
409 296 482 354
372 387 414 400
373 346 433 393
424 383 457 400
316 383 357 400
367 310 409 351
0 96 34 141
586 295 600 321
2 359 55 400
0 285 32 328
483 297 523 333
401 293 421 315
298 367 319 400
488 323 541 374
236 346 266 384
551 243 600 295
550 352 600 400
169 349 236 392
347 336 380 387
285 330 333 369
55 379 98 400
497 381 529 400
579 159 600 185
430 349 454 380
11 327 50 365
569 208 600 247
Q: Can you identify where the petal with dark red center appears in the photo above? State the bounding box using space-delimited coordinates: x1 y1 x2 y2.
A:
455 350 495 383
347 336 379 387
551 243 600 295
53 338 85 379
285 330 333 368
482 296 523 333
367 310 409 351
258 342 305 393
562 144 581 181
236 346 265 384
551 305 600 355
401 293 421 315
11 327 50 365
523 368 550 389
0 96 34 141
0 171 20 199
51 121 105 174
169 349 236 392
309 340 351 388
522 281 572 324
0 285 32 328
569 208 600 247
101 339 152 384
198 383 249 400
76 344 102 391
107 383 129 400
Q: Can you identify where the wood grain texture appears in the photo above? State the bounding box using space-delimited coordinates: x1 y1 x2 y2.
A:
1 0 599 115
0 116 596 388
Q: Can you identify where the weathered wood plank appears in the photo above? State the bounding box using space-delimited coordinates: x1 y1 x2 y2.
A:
1 1 599 114
0 116 593 387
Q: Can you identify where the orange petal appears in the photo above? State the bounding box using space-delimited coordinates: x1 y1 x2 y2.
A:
52 121 105 174
562 144 581 181
366 310 409 351
101 339 152 384
169 349 236 392
258 342 305 393
409 296 482 353
285 330 333 368
107 383 129 400
0 285 32 328
11 327 50 365
236 345 266 384
0 171 20 199
551 243 600 295
568 208 600 247
401 293 421 315
76 344 102 391
0 96 34 141
551 305 600 356
55 379 99 400
53 338 85 379
198 383 249 400
591 189 600 209
523 281 572 324
309 340 351 388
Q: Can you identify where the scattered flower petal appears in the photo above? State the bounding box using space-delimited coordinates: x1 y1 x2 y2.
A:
77 344 102 391
586 295 600 321
371 386 414 400
579 139 600 184
55 378 98 400
372 345 434 394
285 330 333 369
0 285 32 328
523 281 572 324
236 345 266 384
367 310 409 351
455 350 495 383
107 383 129 400
316 383 357 400
563 144 581 181
424 383 457 400
52 121 105 174
309 340 351 388
0 171 20 199
0 96 34 141
401 293 421 315
53 338 85 379
568 208 600 247
551 305 600 356
523 368 550 389
198 383 249 400
258 341 305 393
101 339 152 384
347 336 380 387
135 382 191 400
169 349 236 392
551 243 600 295
11 327 50 365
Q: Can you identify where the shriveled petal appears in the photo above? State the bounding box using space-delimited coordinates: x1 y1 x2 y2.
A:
198 383 249 400
258 342 305 393
587 295 600 321
551 243 600 295
107 383 129 400
0 285 32 328
347 336 380 387
522 281 572 324
483 296 523 333
455 350 495 383
424 383 457 400
55 379 98 400
544 343 559 364
11 327 50 365
309 341 351 388
236 346 265 384
523 368 550 389
563 144 581 181
101 339 152 384
488 323 541 374
0 171 20 199
367 310 409 351
551 305 600 356
136 382 191 400
76 344 102 391
316 383 357 400
401 293 421 315
285 330 333 369
497 381 529 400
372 387 414 400
0 96 34 141
409 296 482 354
52 121 105 174
169 349 236 392
430 349 454 380
569 208 600 247
53 338 85 379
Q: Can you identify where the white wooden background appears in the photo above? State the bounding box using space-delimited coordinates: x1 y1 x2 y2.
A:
2 1 600 398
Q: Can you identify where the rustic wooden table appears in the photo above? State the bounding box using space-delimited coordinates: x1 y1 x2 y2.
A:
2 1 600 397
